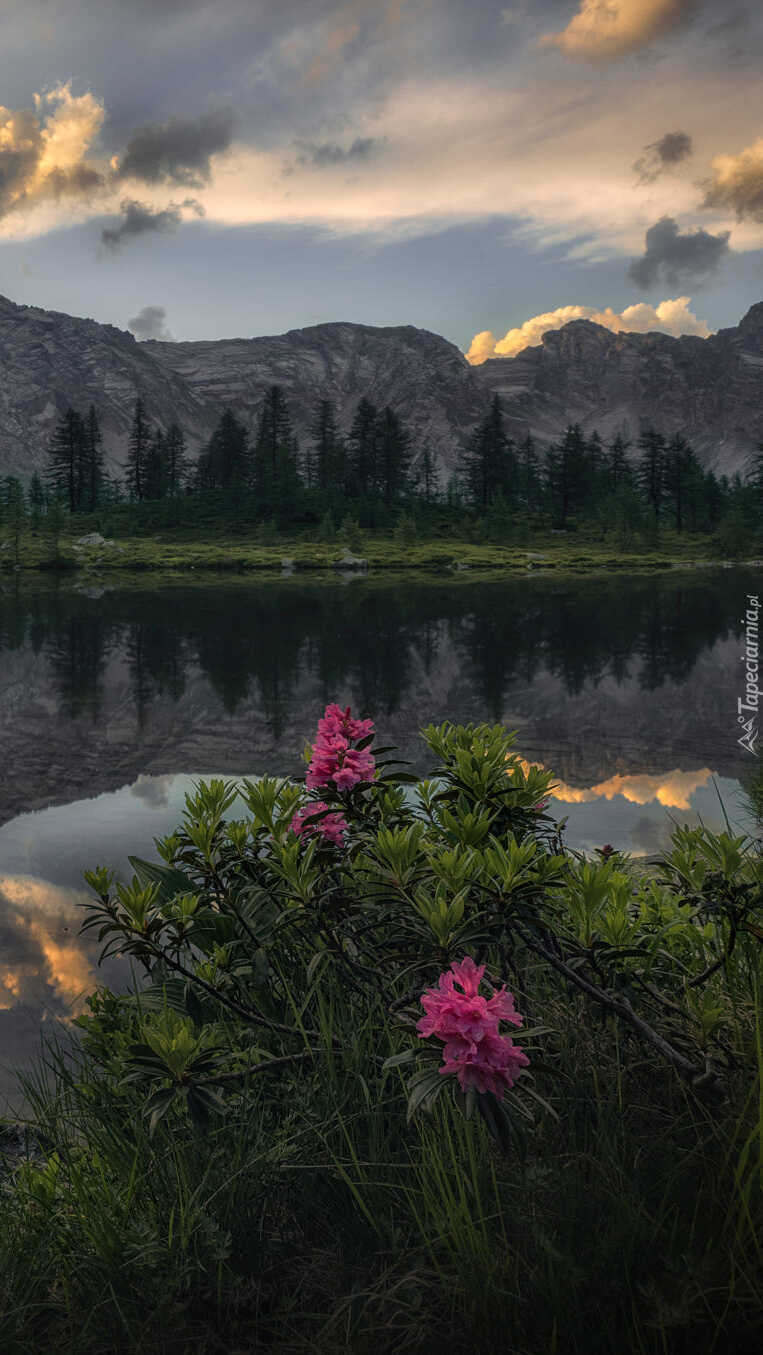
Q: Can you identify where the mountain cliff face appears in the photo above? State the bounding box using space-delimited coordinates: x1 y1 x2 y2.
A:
0 294 219 480
0 292 761 483
473 303 763 477
143 321 486 484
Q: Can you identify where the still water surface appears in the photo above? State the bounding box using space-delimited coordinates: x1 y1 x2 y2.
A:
0 568 759 1108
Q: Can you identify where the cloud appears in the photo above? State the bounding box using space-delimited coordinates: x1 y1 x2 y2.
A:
292 135 384 168
113 109 236 188
627 214 731 287
0 874 101 1016
127 305 174 341
700 136 763 221
516 760 713 811
633 130 693 184
539 0 699 61
101 196 204 250
129 772 173 803
465 295 711 363
0 82 105 220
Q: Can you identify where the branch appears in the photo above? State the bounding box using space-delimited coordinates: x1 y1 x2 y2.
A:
196 1049 319 1086
515 923 724 1097
155 950 342 1048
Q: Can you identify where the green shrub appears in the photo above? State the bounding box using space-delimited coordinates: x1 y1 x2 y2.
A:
0 714 760 1354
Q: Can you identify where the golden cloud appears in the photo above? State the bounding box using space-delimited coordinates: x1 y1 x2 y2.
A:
0 82 105 221
465 296 710 363
0 874 98 1016
702 136 763 222
539 0 698 61
515 758 713 812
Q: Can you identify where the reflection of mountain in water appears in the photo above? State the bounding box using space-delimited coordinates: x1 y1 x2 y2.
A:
0 571 756 827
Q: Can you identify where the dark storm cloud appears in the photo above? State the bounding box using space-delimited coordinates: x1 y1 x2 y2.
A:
293 136 385 168
114 109 236 188
101 197 204 250
633 131 693 185
627 215 731 288
127 305 173 340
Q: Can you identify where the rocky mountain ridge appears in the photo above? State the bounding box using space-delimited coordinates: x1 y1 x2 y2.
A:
0 292 761 484
473 303 763 477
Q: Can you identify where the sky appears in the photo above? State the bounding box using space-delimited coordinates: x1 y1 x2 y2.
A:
0 0 762 360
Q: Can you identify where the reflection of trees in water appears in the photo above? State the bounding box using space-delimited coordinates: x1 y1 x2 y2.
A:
637 583 733 691
0 572 749 737
46 614 110 721
126 623 188 729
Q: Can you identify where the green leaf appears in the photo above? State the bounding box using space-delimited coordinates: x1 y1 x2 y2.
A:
406 1067 447 1120
125 979 189 1015
382 1048 417 1071
145 1087 177 1137
128 857 196 904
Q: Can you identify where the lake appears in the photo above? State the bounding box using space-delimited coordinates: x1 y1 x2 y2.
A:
0 567 759 1109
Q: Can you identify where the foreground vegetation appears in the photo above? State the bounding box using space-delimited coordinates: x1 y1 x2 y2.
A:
2 516 762 575
1 716 761 1354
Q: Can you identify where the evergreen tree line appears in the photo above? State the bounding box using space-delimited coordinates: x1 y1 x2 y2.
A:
17 386 763 541
459 395 762 536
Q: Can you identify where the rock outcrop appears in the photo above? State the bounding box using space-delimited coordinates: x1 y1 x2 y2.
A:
0 292 761 484
0 293 218 480
472 303 763 477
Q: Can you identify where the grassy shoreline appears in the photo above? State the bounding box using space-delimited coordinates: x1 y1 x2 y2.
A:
3 528 763 575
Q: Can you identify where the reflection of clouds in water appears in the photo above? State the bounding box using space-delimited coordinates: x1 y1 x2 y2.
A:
628 813 675 857
518 758 713 812
0 875 102 1016
129 774 174 809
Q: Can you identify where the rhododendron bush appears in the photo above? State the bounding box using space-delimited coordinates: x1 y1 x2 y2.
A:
80 705 761 1148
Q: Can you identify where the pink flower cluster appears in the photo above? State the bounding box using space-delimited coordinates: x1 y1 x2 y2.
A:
417 956 530 1096
290 801 348 847
306 703 376 791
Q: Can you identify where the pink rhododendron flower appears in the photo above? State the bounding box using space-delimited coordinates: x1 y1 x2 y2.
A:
317 704 375 742
417 956 529 1096
290 801 348 847
305 704 376 790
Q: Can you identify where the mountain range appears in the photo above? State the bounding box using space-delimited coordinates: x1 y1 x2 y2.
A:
1 292 761 485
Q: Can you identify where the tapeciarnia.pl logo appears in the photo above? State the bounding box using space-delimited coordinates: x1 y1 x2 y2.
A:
738 592 760 755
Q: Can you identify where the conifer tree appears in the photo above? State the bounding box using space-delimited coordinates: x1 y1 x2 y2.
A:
517 435 540 511
347 397 378 499
310 398 345 494
144 428 168 500
164 423 187 498
126 398 151 502
46 408 85 512
375 405 412 503
28 472 45 528
200 410 250 491
253 388 298 508
414 441 438 505
462 394 514 511
636 426 666 521
663 433 702 532
604 433 632 493
82 405 104 512
544 424 586 526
